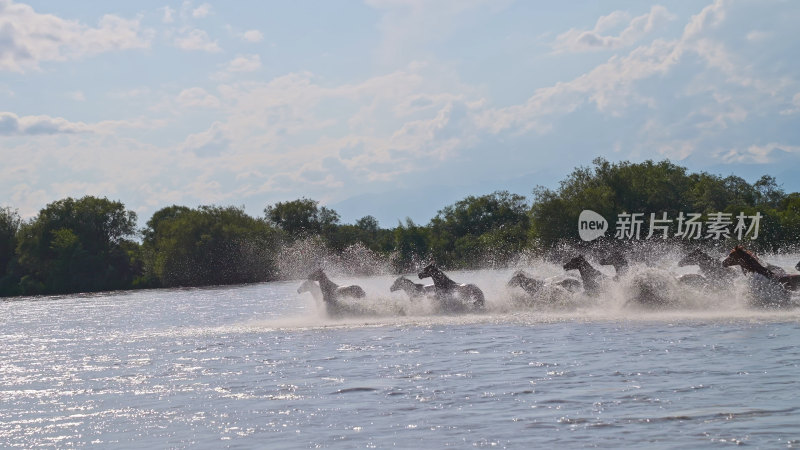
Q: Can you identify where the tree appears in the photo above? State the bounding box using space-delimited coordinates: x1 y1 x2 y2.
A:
429 191 530 267
392 219 431 272
754 175 785 208
15 196 139 294
0 207 22 296
142 205 279 287
264 198 340 241
0 207 20 276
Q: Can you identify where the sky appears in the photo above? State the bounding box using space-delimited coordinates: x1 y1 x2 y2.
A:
1 0 799 227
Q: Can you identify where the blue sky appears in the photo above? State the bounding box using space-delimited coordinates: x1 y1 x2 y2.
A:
1 0 799 227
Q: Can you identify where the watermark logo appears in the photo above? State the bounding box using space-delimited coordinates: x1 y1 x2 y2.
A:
577 210 763 241
578 210 608 241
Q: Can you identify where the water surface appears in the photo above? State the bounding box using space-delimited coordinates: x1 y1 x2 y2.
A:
2 258 800 448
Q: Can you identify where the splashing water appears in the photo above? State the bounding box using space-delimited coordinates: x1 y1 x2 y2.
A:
2 247 799 448
288 245 800 325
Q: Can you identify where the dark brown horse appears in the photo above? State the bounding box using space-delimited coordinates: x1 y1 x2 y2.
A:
678 249 737 288
598 251 629 280
418 264 485 312
563 255 607 294
507 271 544 297
678 249 736 279
722 246 800 291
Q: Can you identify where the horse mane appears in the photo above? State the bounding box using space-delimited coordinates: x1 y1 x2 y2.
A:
732 245 765 266
727 245 776 279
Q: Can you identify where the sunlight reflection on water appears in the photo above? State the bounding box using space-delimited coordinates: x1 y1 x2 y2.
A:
2 254 800 447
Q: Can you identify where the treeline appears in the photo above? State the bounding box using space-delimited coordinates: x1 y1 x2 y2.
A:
2 158 799 297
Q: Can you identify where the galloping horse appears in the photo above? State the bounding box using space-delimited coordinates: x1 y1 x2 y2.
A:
722 246 800 291
598 251 629 280
678 249 730 278
507 271 544 297
418 264 485 312
307 268 366 312
297 279 323 302
677 249 736 288
390 276 434 299
563 255 607 294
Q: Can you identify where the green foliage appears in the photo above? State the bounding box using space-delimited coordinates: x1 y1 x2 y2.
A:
326 216 394 254
2 159 799 298
392 219 432 272
776 194 800 247
142 205 279 287
429 191 530 268
264 198 340 241
529 157 798 249
0 207 22 296
0 207 20 275
13 196 139 295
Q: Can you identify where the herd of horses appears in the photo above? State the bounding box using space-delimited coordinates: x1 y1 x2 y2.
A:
297 246 800 316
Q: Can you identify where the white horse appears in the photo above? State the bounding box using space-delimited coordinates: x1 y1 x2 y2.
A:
307 269 366 301
390 276 434 299
297 279 323 302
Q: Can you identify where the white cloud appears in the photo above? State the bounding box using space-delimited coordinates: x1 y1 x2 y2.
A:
719 142 800 164
0 112 91 135
480 1 780 137
180 121 230 157
108 87 152 100
184 65 482 194
745 30 770 42
682 0 726 40
10 184 49 218
780 93 800 115
67 91 86 101
3 0 799 223
227 54 262 72
0 111 167 136
366 0 512 67
241 29 263 43
192 3 211 18
0 0 152 72
174 28 221 52
553 5 677 53
211 54 263 80
161 6 175 23
176 87 221 108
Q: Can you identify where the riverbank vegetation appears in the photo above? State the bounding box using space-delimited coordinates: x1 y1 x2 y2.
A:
2 158 799 297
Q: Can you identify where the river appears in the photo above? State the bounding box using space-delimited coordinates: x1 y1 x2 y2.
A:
2 254 800 448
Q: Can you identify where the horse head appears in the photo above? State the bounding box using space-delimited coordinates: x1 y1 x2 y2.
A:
599 251 627 268
390 276 407 292
721 245 747 268
563 255 586 271
297 279 315 294
418 263 437 280
507 270 530 287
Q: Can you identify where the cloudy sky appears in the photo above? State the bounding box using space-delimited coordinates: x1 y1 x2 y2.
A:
2 0 799 226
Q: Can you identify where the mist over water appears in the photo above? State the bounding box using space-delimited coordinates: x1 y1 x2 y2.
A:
283 242 800 325
1 247 799 447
